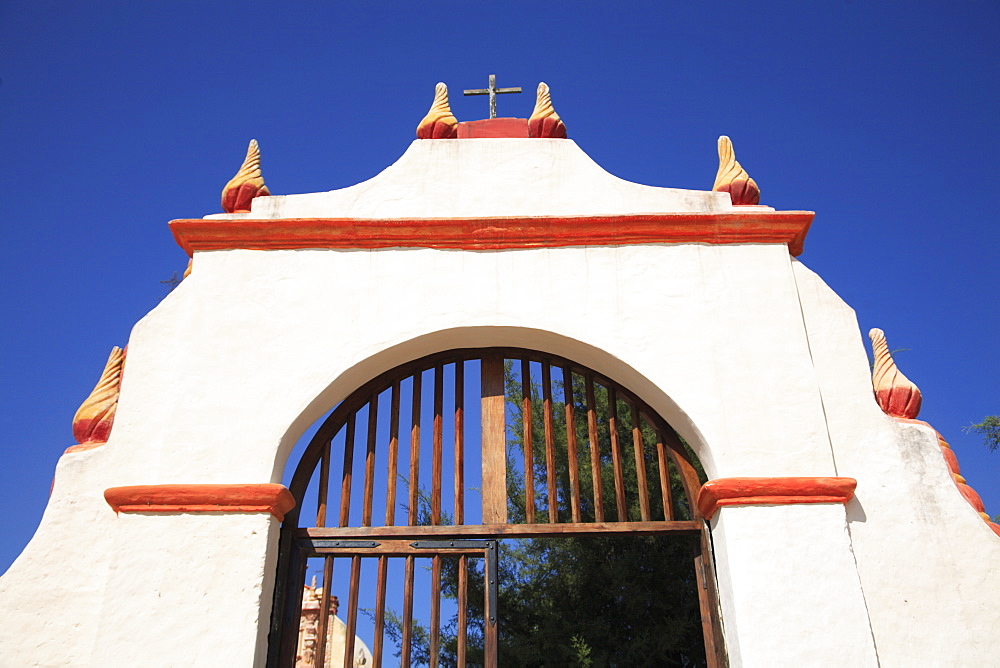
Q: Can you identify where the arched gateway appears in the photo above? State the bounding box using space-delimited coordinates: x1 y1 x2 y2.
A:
270 348 724 666
2 82 998 667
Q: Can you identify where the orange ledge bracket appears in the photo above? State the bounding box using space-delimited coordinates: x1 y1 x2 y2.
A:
170 211 815 258
104 483 296 521
697 476 857 520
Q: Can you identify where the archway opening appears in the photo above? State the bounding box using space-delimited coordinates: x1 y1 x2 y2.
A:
269 348 725 667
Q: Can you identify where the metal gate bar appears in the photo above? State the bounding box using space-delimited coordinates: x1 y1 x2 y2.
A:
293 538 498 668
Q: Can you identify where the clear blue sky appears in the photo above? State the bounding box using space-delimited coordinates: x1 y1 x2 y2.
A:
1 2 997 572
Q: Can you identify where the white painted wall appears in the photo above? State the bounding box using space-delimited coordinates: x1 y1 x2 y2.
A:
710 503 877 667
91 513 278 667
0 446 117 666
1 138 996 666
792 260 1000 665
217 139 735 220
0 242 868 666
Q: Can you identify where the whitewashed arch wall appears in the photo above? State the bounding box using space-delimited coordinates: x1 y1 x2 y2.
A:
3 240 997 666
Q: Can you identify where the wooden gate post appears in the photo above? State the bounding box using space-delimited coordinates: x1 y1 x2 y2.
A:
480 352 507 524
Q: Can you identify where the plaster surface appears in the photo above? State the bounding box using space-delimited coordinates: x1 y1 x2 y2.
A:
710 503 877 667
209 139 735 220
92 512 278 668
0 241 843 666
792 260 1000 665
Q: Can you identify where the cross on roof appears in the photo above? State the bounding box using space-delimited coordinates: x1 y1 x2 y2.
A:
463 74 522 119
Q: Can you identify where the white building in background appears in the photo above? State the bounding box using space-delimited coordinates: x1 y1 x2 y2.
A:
297 582 371 667
0 81 997 667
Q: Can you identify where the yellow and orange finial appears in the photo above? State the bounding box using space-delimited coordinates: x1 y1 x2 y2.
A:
71 346 125 447
713 136 760 205
416 82 458 139
528 83 567 139
221 139 270 213
868 328 922 419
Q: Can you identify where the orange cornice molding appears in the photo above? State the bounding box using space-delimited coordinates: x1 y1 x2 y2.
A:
697 476 857 520
104 483 296 521
170 211 815 257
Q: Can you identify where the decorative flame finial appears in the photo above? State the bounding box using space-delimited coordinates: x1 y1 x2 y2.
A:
713 136 760 205
869 328 922 419
72 346 125 445
221 139 270 214
416 83 458 139
528 83 567 138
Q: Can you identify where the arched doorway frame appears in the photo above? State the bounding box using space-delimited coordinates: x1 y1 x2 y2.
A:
269 327 719 484
269 345 726 666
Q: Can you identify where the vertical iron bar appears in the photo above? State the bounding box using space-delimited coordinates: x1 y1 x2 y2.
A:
339 412 357 527
520 358 535 524
363 393 379 527
401 555 415 667
343 555 362 668
430 555 442 667
432 365 443 525
372 555 388 667
408 373 422 526
563 366 582 523
270 531 306 668
314 556 335 668
692 531 725 667
608 387 628 521
542 363 558 524
484 540 498 668
317 446 330 528
454 361 465 525
386 380 401 526
457 554 468 666
655 429 674 520
631 404 651 521
585 374 605 522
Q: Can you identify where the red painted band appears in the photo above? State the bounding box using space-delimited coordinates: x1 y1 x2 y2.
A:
104 483 296 521
64 442 105 454
170 211 814 258
457 118 529 138
697 477 857 519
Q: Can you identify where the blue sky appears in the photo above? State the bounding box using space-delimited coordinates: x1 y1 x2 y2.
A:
1 2 997 571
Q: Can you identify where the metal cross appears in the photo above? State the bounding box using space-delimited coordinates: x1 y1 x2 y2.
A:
463 74 522 119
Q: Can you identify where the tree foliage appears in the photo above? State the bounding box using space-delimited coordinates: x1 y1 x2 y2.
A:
964 415 1000 453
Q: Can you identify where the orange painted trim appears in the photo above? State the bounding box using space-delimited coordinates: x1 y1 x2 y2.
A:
169 211 815 258
697 477 857 519
64 442 106 454
104 483 296 521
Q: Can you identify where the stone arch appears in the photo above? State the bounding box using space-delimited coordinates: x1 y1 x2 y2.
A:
271 326 717 484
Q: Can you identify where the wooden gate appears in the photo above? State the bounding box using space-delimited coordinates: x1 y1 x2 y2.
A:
269 348 725 667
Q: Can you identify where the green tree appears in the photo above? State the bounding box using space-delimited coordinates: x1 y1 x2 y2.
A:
964 415 1000 453
964 415 1000 524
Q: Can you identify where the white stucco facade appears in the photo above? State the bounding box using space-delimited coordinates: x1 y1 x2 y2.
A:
1 137 996 667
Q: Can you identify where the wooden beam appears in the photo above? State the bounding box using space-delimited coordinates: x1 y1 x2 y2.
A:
300 520 701 540
481 353 507 524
